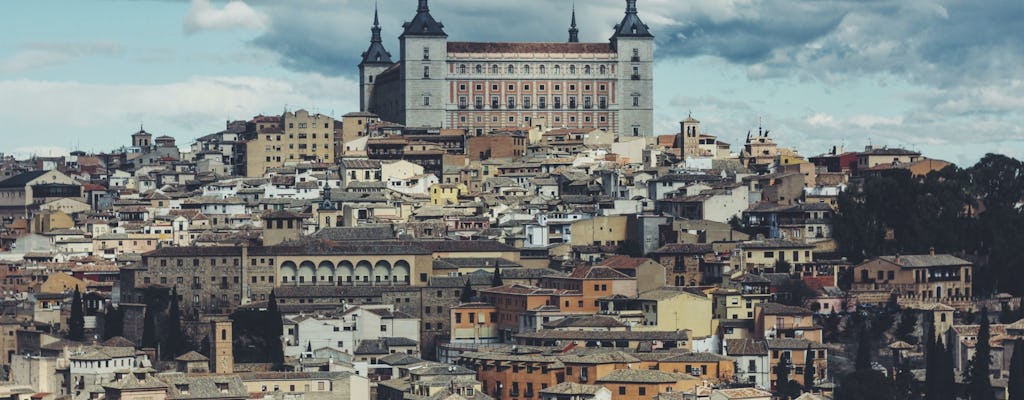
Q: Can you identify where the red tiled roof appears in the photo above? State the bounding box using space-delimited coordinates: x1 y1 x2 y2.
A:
448 42 614 54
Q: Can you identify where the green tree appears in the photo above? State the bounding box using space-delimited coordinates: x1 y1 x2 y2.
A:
968 308 994 400
68 286 85 341
165 286 185 358
102 305 123 340
491 263 503 287
141 305 157 348
855 326 873 371
774 351 799 399
837 369 897 400
1009 340 1024 400
896 309 918 345
460 279 474 303
803 343 816 391
774 259 792 274
266 290 285 366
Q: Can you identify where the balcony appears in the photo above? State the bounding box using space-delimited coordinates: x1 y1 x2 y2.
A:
539 104 546 109
491 102 500 109
554 104 562 109
459 104 467 110
631 74 641 80
475 104 483 109
631 56 640 62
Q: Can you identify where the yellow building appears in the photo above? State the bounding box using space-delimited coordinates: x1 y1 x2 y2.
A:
245 110 336 177
429 183 466 205
635 287 714 339
569 216 628 247
339 112 380 156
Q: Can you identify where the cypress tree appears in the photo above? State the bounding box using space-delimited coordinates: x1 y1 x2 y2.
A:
166 286 184 358
68 286 85 341
141 305 157 348
925 314 938 400
1009 340 1024 400
491 263 503 287
803 343 816 391
460 279 474 303
266 290 284 366
855 326 873 371
103 305 123 340
775 351 793 399
970 307 994 400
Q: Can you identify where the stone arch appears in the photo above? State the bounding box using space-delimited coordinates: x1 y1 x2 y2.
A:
392 260 411 284
355 261 372 284
280 261 297 284
317 261 335 284
373 260 391 284
336 261 354 285
298 261 315 284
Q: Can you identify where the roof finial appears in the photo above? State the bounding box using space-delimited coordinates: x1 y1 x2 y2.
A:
568 2 579 43
418 0 429 13
626 0 638 14
373 1 380 27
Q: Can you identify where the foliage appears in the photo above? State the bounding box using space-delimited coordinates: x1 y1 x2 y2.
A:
803 344 816 391
926 313 957 400
165 286 185 358
68 286 84 341
837 369 897 400
895 309 918 345
102 305 123 340
774 259 792 274
491 264 503 287
833 154 1024 296
266 290 284 366
855 326 873 372
773 351 800 399
1009 340 1024 400
460 279 474 303
967 308 994 400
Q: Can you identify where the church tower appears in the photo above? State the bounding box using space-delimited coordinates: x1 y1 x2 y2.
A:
611 0 654 137
210 319 233 374
679 114 701 158
568 5 579 43
359 5 394 113
400 0 448 127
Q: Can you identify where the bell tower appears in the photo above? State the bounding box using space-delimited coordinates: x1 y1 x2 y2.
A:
210 319 233 374
612 0 654 137
400 0 448 127
359 4 394 113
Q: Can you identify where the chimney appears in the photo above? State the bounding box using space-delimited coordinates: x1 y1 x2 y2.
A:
929 246 935 256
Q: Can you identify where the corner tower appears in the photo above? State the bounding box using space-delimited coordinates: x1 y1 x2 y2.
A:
400 0 448 127
611 0 654 137
359 5 394 112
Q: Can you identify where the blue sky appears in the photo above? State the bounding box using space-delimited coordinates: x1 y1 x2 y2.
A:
2 0 1022 167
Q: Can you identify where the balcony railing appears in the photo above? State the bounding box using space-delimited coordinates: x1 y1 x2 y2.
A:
631 74 641 80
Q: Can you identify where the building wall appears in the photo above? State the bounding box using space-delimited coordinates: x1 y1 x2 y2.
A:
569 216 628 247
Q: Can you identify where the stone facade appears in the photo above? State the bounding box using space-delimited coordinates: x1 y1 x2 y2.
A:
359 0 654 137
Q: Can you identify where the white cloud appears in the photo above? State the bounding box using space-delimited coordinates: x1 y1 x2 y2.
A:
0 74 358 152
183 0 268 35
0 42 123 74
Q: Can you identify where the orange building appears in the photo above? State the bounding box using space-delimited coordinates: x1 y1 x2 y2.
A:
449 302 500 344
479 284 584 338
595 369 700 400
540 266 637 313
654 352 735 384
753 303 822 342
461 350 567 400
767 338 828 390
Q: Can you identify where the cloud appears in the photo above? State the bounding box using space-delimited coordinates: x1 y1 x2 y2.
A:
183 0 268 34
0 74 358 152
0 41 123 74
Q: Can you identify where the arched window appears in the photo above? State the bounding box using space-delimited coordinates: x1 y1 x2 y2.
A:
569 65 576 74
599 65 607 74
475 64 483 73
584 65 591 75
554 65 561 74
539 65 546 74
523 65 531 74
491 65 499 74
507 64 515 74
459 64 467 74
221 329 227 340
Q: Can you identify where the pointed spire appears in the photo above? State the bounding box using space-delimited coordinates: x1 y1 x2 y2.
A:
370 3 382 43
568 3 579 43
361 3 393 65
373 2 380 28
418 0 429 13
627 0 638 14
612 0 653 39
402 0 446 37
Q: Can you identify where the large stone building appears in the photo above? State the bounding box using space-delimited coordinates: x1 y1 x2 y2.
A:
359 0 655 137
243 110 336 177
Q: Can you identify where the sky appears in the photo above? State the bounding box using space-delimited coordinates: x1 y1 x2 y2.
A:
1 0 1022 167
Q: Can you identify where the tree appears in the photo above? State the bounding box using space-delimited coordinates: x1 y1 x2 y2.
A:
837 369 897 400
968 307 994 400
166 286 185 358
855 326 873 372
803 344 817 391
896 309 918 345
774 351 800 399
102 305 123 340
460 279 474 303
774 259 792 274
491 263 503 287
1009 340 1024 400
141 305 157 348
68 286 85 341
265 290 284 366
